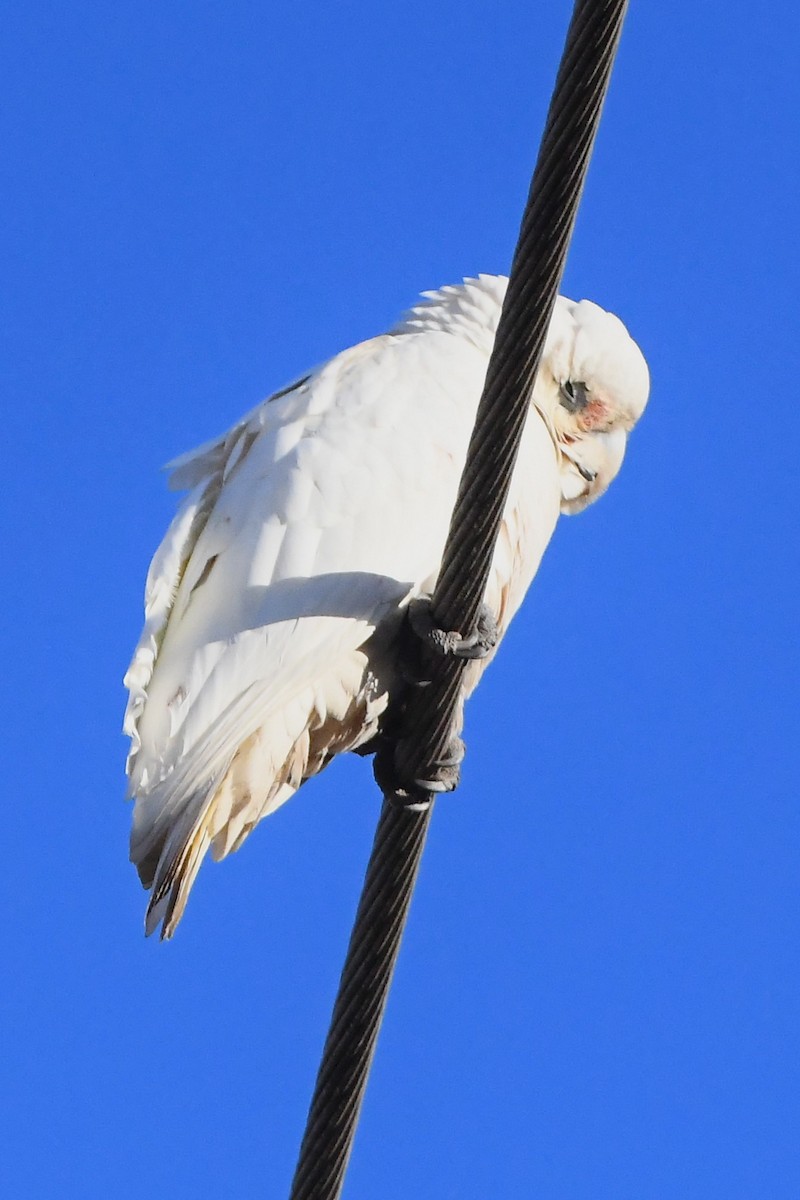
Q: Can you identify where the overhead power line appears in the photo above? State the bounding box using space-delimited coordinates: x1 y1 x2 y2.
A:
289 4 631 1197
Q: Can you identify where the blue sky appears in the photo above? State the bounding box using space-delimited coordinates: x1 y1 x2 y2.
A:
2 3 799 1197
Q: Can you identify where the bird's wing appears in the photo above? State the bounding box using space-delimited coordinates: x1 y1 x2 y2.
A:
122 379 309 774
125 328 493 934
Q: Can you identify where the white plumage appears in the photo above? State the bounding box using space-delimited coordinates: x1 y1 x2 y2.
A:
124 274 649 937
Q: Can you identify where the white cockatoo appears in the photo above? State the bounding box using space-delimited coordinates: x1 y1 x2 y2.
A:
124 274 649 938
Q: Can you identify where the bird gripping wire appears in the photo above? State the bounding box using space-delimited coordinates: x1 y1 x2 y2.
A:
289 3 631 1197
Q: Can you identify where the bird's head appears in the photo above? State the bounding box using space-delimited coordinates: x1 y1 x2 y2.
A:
536 298 650 513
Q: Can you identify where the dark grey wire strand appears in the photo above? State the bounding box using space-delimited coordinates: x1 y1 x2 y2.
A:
290 801 433 1199
288 3 629 1197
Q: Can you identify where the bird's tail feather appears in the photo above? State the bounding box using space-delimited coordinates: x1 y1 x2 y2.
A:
133 725 309 939
144 798 217 938
130 669 375 938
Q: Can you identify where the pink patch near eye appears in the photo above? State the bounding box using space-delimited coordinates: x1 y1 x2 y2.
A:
579 398 609 431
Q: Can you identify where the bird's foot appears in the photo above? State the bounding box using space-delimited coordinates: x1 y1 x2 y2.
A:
411 734 465 793
373 733 465 809
369 596 491 807
406 595 499 663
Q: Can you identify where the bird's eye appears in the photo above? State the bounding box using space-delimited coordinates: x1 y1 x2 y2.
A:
559 379 589 413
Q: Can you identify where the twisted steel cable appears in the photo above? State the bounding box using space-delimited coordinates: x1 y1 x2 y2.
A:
289 3 630 1196
289 801 431 1199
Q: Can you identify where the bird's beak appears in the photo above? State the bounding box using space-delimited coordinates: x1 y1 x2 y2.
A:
560 440 597 481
